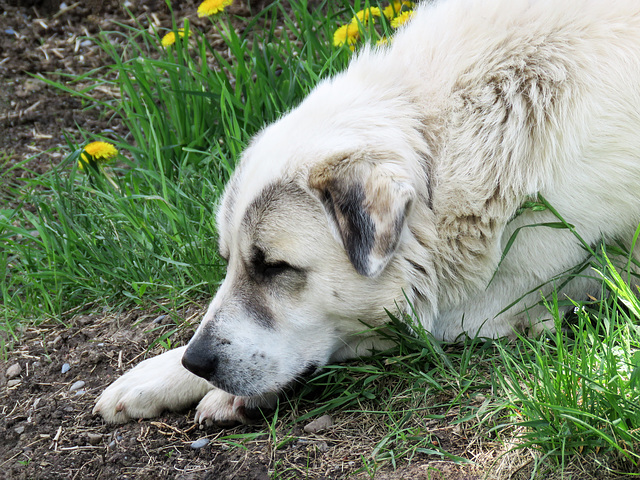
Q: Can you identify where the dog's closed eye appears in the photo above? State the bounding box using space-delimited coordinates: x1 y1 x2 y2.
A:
259 260 293 277
251 247 298 280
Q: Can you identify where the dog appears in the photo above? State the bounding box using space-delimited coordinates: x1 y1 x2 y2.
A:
93 0 640 424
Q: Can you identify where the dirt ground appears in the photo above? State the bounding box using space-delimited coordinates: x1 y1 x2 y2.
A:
0 1 489 479
0 308 497 480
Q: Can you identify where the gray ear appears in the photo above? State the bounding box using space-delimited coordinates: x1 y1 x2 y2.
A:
309 159 415 277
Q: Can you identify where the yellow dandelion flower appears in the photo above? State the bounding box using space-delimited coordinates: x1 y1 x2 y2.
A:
390 10 414 28
161 29 186 47
79 141 118 170
333 23 360 47
383 1 413 20
376 36 390 47
352 7 382 25
197 0 233 17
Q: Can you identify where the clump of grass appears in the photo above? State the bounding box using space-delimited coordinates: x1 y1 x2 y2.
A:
492 258 640 469
0 0 352 329
291 313 503 476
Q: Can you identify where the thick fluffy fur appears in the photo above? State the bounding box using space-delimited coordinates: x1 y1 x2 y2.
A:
94 0 640 424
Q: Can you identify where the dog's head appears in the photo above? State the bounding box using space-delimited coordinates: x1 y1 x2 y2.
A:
182 74 430 397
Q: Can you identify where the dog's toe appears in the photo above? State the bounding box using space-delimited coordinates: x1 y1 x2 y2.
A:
93 394 130 424
194 389 278 426
93 381 166 423
194 389 245 425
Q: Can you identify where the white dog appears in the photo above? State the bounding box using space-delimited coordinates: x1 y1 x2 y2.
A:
94 0 640 424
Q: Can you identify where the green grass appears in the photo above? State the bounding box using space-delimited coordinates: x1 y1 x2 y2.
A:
493 262 640 465
0 0 354 330
282 240 640 477
2 1 640 478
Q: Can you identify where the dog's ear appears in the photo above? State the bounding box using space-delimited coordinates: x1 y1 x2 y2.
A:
308 158 415 277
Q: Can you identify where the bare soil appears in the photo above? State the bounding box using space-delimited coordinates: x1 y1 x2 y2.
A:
0 1 636 479
0 308 494 480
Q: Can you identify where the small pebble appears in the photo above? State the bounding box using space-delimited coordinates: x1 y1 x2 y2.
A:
6 363 21 379
190 438 210 449
87 433 102 445
14 426 25 435
61 363 70 374
7 379 21 388
74 389 86 396
80 39 92 47
303 414 334 434
70 380 85 392
152 315 167 324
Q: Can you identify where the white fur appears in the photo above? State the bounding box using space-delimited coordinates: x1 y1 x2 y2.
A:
93 347 214 423
95 0 640 424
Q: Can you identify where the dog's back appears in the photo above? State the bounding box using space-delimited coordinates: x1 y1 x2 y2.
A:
382 0 640 338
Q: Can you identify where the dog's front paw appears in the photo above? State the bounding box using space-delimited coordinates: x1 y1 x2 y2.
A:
194 389 278 427
93 375 168 424
93 346 213 424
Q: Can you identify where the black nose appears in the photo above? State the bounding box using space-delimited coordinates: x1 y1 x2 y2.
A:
182 344 219 380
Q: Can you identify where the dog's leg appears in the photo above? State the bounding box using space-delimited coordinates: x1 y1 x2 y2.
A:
93 346 214 424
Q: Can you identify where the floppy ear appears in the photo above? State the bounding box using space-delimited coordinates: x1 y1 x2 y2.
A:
308 158 415 277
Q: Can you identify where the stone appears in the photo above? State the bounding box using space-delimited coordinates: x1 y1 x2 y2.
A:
303 415 334 434
6 363 21 379
70 380 85 391
190 438 210 449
